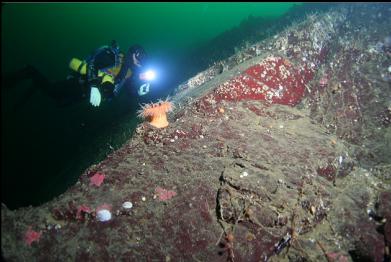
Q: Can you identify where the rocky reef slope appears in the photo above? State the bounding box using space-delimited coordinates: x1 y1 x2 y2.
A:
2 4 390 262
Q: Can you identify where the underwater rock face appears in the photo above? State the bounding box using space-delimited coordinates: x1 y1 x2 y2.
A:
2 3 391 262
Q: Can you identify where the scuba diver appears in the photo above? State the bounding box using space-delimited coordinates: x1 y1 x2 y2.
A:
3 41 155 108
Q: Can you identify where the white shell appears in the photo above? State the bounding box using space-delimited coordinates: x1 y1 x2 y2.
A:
122 201 133 209
96 209 112 222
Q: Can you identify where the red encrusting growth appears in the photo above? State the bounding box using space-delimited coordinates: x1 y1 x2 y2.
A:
209 56 315 106
24 227 42 246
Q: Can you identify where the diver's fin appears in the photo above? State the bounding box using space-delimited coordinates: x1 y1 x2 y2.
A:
2 65 48 89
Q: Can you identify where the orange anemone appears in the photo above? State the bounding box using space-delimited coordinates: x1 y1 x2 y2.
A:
137 99 174 128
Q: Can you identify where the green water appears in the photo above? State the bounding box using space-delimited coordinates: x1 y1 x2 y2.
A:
1 2 299 209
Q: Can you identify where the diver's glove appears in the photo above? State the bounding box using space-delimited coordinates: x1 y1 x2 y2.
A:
90 86 101 107
138 82 150 96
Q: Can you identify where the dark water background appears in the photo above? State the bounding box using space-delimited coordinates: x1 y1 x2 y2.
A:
2 3 330 210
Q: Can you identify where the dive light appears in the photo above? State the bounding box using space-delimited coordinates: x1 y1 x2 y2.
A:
140 70 156 81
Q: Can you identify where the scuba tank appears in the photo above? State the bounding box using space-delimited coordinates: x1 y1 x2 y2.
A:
69 57 115 85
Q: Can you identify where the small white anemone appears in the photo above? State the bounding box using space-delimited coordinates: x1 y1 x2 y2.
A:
96 209 112 222
122 201 133 209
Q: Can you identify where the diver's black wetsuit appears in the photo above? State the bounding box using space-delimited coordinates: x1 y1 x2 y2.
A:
3 65 89 108
84 43 145 102
3 43 145 109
